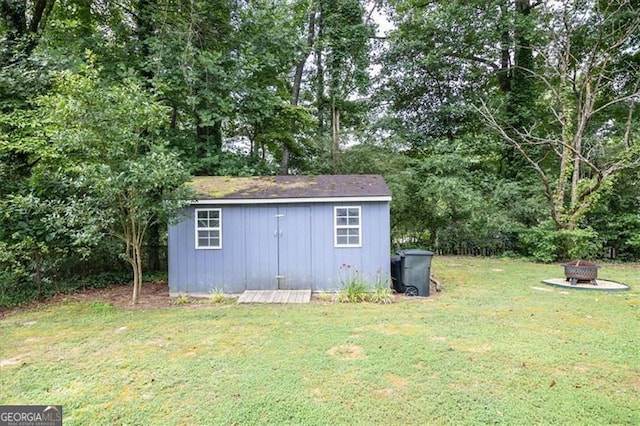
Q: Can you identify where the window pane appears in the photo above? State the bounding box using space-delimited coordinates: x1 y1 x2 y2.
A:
336 229 348 237
348 217 359 226
337 236 348 245
196 210 221 248
348 208 359 217
336 208 347 217
337 217 348 226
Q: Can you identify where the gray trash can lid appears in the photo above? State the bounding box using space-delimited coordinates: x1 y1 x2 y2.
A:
399 249 434 256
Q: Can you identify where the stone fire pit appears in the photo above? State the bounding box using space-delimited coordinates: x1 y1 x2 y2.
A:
563 260 598 286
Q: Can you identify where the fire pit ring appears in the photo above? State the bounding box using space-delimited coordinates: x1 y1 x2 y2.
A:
563 260 599 286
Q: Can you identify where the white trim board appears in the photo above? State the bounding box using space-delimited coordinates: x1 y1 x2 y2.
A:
191 196 391 205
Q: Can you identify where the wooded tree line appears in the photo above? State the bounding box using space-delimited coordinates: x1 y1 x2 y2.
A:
1 0 638 305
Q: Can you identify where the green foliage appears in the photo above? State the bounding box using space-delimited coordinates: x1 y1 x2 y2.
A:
336 264 393 304
173 293 190 305
381 0 506 145
209 288 228 304
31 65 192 304
0 268 133 309
586 168 640 260
66 271 132 290
520 224 601 263
336 264 368 303
0 189 111 305
0 270 35 308
369 281 393 304
87 301 117 315
317 292 335 302
386 137 545 256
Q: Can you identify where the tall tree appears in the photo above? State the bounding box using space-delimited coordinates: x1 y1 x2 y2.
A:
37 67 191 304
314 0 375 172
228 0 314 171
282 4 317 173
0 0 57 188
477 0 640 231
382 0 542 169
0 0 55 62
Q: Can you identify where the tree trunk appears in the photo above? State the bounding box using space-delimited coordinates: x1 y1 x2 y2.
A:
279 149 290 175
315 3 325 132
503 0 537 178
280 11 316 175
170 104 178 129
131 242 143 305
291 11 316 107
196 120 223 158
331 101 340 173
136 245 143 300
33 248 42 296
497 29 511 93
147 219 161 272
570 136 582 210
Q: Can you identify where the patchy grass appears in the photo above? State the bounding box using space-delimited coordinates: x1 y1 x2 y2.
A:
1 257 638 425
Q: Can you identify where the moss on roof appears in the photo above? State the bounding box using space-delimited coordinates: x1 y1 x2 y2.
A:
188 175 390 200
190 176 316 198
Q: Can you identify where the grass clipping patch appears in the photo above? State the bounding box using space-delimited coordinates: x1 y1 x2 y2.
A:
326 344 366 360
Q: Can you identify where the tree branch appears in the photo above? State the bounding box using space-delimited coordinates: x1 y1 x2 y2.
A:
475 101 562 228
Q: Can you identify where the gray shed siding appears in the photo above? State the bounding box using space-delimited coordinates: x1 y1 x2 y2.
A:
168 201 390 295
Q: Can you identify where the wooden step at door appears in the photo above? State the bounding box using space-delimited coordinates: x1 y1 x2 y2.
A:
238 290 311 304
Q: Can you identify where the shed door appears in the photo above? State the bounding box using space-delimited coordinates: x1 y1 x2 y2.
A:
244 206 311 290
277 207 312 289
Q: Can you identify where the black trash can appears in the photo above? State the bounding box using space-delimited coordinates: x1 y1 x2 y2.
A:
390 255 404 293
398 249 434 296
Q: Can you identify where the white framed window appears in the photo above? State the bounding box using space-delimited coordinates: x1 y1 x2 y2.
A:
195 208 222 249
334 206 361 247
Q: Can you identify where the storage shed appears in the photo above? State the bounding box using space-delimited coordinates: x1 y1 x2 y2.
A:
168 175 392 296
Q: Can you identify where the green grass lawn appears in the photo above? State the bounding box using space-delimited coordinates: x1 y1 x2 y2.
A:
1 257 639 425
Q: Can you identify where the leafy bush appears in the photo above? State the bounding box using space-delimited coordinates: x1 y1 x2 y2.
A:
209 288 228 304
562 228 601 260
519 224 601 262
317 292 335 302
71 271 133 289
369 282 393 304
173 293 190 305
336 279 368 303
519 226 560 263
336 264 369 303
0 271 37 308
336 264 394 304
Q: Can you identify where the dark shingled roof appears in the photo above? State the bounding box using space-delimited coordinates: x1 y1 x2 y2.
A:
190 175 391 200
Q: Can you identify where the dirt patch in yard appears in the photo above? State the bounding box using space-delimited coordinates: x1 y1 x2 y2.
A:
0 280 171 318
2 278 442 318
327 344 366 360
